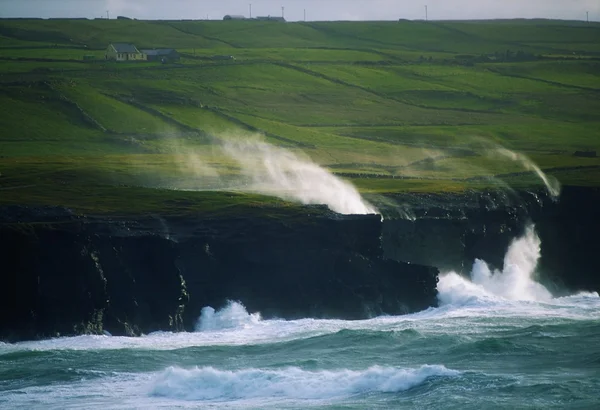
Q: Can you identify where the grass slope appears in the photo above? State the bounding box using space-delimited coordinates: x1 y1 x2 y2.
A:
0 18 599 215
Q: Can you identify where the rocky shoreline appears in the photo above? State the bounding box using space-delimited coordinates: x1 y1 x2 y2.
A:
1 186 598 342
0 209 437 342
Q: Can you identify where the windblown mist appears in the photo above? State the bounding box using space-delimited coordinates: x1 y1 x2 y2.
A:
222 140 377 215
171 136 378 215
388 138 561 200
493 148 561 198
161 132 561 216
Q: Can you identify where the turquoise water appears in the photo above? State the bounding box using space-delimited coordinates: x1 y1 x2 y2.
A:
1 228 599 409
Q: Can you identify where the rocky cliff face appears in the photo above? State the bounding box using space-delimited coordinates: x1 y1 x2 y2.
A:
382 187 600 294
0 209 438 342
2 186 597 342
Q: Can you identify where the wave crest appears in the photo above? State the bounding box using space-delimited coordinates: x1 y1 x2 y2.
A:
150 365 460 401
195 301 261 332
438 225 552 306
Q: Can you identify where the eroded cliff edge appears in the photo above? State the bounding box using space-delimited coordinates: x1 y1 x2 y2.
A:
382 186 600 294
2 186 597 342
0 209 438 342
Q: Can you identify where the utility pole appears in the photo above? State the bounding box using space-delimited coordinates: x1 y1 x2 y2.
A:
586 11 589 23
282 6 285 19
249 3 252 18
106 10 109 19
304 9 306 22
425 5 428 22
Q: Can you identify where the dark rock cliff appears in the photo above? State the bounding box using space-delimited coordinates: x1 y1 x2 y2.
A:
0 209 438 342
2 186 597 342
382 186 600 294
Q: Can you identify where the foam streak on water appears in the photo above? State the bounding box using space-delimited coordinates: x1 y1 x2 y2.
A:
151 365 460 401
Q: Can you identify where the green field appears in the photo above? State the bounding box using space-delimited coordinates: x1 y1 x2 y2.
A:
1 18 599 215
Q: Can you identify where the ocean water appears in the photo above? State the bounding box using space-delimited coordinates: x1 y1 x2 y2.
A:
1 227 599 409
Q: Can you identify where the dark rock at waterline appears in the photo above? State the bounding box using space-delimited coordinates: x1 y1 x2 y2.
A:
381 186 600 294
0 211 438 342
535 186 600 294
1 186 598 342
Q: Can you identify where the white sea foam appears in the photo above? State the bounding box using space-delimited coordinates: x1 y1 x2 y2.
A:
0 364 459 409
438 224 553 307
195 301 262 331
2 290 597 356
2 225 598 355
150 365 460 401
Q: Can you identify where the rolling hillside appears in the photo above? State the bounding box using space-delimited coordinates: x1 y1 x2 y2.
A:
1 18 599 214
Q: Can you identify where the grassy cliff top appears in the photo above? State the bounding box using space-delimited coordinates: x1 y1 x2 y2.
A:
1 19 599 216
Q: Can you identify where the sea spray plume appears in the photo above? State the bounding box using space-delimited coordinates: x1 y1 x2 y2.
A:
178 151 220 180
222 139 378 215
164 132 222 183
492 148 561 199
158 130 378 214
372 195 416 221
437 224 553 305
422 135 560 200
471 225 552 301
195 301 261 331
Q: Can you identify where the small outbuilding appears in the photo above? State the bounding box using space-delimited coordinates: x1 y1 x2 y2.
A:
255 16 286 22
140 49 180 63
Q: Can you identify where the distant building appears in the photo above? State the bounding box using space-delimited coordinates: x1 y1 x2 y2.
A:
255 16 286 22
105 43 146 62
223 15 246 20
140 49 180 63
573 150 597 158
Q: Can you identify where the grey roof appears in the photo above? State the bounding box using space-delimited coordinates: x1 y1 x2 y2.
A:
255 16 286 21
111 43 139 53
140 49 177 56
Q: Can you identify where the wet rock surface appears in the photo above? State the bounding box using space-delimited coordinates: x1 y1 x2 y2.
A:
0 211 437 342
381 186 600 294
1 186 597 342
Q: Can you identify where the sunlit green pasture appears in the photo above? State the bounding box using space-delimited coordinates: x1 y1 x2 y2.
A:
1 18 599 215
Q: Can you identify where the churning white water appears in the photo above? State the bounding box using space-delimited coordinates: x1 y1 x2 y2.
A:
438 224 554 306
195 301 262 331
150 365 460 401
2 224 599 410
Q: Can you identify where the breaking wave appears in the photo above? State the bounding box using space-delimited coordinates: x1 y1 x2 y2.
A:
150 365 460 401
195 301 261 331
438 224 575 307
